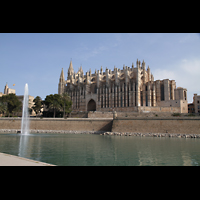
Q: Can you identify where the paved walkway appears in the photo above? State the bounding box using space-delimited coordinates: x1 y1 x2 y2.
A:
0 153 55 166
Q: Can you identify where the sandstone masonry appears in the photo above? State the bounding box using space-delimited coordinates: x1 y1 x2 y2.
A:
58 60 188 113
0 117 199 135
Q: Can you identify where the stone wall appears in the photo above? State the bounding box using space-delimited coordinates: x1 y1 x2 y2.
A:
112 117 200 134
0 118 113 132
88 111 113 118
96 105 187 113
0 117 200 134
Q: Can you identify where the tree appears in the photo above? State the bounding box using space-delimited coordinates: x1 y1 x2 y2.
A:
44 94 63 118
0 102 7 116
33 96 42 117
0 94 22 117
61 93 72 118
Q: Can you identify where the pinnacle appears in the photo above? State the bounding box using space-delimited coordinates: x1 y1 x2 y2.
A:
68 60 74 74
60 68 65 80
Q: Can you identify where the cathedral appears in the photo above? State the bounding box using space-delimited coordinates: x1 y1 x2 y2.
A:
58 60 188 113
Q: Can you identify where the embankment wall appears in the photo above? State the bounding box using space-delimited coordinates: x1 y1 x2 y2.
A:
0 118 113 132
112 117 200 134
0 117 200 134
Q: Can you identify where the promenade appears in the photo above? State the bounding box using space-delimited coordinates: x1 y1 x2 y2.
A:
0 153 55 166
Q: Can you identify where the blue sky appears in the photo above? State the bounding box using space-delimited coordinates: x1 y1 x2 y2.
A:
0 33 200 103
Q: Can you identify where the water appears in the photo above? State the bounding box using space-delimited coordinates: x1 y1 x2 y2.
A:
21 83 29 135
0 133 200 166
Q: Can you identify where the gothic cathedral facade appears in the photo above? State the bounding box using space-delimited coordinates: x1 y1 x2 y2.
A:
58 60 188 113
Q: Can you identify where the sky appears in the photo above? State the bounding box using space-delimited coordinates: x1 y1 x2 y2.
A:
0 33 200 103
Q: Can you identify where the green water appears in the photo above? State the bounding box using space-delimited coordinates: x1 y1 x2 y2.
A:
0 133 200 166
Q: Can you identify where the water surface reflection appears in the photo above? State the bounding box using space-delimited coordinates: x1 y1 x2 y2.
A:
0 134 200 166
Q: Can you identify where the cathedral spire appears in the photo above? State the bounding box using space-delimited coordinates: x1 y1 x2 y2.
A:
136 59 139 68
68 60 74 79
80 65 83 72
142 60 146 70
101 66 103 75
58 68 65 95
69 60 74 73
60 68 65 81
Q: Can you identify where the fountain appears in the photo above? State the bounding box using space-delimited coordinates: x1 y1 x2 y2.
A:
21 83 30 135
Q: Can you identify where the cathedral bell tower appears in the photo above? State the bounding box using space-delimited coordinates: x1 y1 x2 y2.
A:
58 68 65 95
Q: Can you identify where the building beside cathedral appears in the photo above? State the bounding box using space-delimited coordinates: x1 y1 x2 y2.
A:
0 83 35 116
58 60 188 113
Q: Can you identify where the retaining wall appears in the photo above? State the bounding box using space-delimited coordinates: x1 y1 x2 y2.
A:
0 118 113 132
112 117 200 134
0 117 200 134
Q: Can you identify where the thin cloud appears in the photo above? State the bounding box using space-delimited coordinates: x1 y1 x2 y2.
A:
179 33 199 44
77 45 108 61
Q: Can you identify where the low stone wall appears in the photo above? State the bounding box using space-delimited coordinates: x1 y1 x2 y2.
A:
138 106 181 113
96 105 185 113
88 111 113 118
0 118 113 132
112 117 200 134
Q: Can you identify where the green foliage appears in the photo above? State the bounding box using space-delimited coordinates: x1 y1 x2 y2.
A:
42 111 64 118
61 93 72 118
172 113 181 116
0 94 22 117
0 102 7 116
44 94 61 118
33 96 42 116
188 113 196 117
43 93 72 118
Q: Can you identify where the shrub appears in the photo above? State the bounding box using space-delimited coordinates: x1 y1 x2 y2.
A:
172 113 181 116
